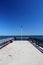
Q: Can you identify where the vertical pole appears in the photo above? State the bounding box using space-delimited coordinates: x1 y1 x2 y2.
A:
21 25 22 40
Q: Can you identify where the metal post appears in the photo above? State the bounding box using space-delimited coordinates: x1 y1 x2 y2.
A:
21 25 22 40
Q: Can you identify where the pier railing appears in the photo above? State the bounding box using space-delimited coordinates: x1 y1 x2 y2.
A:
29 38 43 48
0 37 14 49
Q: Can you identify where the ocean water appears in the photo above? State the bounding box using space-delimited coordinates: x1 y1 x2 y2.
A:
0 35 43 40
0 36 14 40
30 35 43 40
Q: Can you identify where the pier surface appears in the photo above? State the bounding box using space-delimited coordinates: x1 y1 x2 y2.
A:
0 41 43 65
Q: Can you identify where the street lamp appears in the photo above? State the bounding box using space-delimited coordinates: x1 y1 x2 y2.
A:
21 24 22 40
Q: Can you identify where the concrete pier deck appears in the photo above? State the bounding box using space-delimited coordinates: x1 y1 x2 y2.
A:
0 41 43 65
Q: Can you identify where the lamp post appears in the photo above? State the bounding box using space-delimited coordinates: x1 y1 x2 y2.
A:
21 25 22 40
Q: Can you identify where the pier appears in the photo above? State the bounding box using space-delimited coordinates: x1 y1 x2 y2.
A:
0 41 43 65
0 36 43 53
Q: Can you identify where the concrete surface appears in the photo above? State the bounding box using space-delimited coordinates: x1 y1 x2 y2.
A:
0 41 43 65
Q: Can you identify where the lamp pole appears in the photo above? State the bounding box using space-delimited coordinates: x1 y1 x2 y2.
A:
21 25 22 40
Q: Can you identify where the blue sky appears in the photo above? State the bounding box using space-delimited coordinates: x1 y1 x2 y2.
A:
0 0 43 35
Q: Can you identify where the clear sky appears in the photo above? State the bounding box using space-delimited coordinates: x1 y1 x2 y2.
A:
0 0 43 35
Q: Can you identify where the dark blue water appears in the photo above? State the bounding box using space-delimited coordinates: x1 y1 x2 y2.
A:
0 36 14 40
30 35 43 40
0 35 43 40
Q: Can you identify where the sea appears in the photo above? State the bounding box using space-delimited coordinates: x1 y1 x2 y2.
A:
30 35 43 40
0 36 14 40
